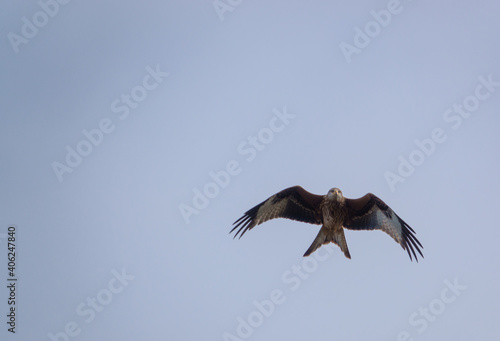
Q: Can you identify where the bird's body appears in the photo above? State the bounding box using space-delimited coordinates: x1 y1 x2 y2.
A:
231 186 423 261
310 190 350 258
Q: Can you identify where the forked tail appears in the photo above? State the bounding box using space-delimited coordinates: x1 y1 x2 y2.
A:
303 226 351 259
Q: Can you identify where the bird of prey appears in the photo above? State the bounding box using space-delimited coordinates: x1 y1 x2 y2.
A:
231 186 423 261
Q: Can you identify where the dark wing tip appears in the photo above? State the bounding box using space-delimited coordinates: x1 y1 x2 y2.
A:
230 215 252 239
399 218 424 262
230 204 261 239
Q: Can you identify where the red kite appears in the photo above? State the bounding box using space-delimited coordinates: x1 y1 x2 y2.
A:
231 186 423 261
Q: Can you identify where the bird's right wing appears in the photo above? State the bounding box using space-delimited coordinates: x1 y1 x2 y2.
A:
344 193 423 262
231 186 324 239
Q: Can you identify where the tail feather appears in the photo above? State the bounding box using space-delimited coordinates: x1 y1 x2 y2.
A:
303 227 351 259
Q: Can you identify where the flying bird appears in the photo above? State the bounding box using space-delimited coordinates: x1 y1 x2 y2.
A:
231 186 423 261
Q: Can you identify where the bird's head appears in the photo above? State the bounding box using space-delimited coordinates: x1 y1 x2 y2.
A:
327 188 344 202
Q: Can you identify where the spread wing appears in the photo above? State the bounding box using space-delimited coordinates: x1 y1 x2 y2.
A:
231 186 324 239
344 193 423 262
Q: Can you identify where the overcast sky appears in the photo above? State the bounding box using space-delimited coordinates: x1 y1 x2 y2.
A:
1 1 500 340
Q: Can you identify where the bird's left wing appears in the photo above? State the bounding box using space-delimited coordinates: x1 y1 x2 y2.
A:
231 186 324 239
343 194 423 261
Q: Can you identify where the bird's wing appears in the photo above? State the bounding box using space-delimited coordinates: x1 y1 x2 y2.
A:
231 186 324 239
343 193 423 261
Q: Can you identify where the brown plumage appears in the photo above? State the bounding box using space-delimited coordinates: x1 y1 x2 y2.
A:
231 186 423 261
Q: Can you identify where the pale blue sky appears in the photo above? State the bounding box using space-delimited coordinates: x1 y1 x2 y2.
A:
1 1 500 340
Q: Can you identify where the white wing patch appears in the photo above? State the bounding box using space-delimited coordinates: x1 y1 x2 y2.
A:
374 209 403 244
255 195 286 225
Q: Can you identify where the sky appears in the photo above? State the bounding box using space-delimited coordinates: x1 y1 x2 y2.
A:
1 1 500 340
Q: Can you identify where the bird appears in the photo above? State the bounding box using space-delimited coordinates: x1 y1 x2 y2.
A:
230 186 423 261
